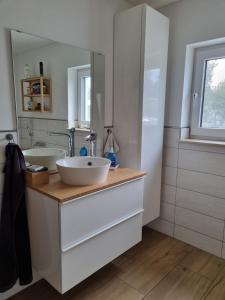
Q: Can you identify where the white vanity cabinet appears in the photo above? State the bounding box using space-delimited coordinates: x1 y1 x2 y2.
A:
27 177 144 294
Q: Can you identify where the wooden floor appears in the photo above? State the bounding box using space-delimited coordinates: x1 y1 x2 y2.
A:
9 228 225 300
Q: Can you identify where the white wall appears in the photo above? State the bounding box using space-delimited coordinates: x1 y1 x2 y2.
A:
14 43 90 120
0 0 131 130
160 0 225 127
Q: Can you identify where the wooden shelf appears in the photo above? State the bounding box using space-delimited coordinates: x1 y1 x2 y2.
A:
24 94 50 97
25 108 45 112
22 76 50 82
21 76 52 112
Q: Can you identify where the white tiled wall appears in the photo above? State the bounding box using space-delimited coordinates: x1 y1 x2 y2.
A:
17 117 91 156
174 225 222 257
150 127 225 258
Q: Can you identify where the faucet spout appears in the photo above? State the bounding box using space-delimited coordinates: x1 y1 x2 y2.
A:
85 131 97 156
49 128 75 157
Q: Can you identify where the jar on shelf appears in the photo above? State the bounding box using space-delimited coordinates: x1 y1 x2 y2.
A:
24 64 31 78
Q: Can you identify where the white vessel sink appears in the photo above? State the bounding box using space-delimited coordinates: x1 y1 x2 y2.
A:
23 148 67 171
56 156 111 186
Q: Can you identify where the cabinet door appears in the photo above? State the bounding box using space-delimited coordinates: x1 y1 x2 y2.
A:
141 7 169 225
114 5 169 225
60 179 144 251
114 5 143 169
61 213 142 293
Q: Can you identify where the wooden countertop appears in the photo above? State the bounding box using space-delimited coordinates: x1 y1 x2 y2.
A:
28 168 146 203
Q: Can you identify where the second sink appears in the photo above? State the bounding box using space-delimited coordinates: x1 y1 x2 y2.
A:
23 148 67 171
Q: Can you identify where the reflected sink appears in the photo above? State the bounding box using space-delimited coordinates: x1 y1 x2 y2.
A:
56 156 111 186
23 148 67 171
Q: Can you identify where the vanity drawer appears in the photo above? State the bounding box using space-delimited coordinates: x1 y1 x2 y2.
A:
61 212 142 293
60 178 144 251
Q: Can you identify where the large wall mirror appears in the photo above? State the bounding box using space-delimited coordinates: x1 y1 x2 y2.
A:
10 30 105 156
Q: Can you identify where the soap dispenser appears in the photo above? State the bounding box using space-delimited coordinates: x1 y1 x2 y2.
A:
79 145 88 156
106 147 118 168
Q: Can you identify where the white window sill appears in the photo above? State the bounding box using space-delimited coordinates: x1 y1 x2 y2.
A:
75 127 90 132
179 138 225 147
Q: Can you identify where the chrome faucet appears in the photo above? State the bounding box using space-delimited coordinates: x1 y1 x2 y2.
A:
85 131 97 156
49 128 75 157
26 124 33 137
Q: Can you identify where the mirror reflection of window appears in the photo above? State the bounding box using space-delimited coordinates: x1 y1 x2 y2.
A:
68 65 91 129
77 68 91 128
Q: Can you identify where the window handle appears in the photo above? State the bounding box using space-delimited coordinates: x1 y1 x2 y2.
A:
192 92 199 101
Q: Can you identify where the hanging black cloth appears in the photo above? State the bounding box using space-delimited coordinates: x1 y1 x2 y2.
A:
0 143 32 292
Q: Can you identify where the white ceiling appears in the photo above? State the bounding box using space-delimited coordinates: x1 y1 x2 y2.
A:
127 0 180 9
11 31 54 54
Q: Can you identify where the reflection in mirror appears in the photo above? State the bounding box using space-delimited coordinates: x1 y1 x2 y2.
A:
11 30 105 158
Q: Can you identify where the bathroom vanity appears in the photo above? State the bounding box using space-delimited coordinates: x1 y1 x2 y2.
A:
27 168 145 294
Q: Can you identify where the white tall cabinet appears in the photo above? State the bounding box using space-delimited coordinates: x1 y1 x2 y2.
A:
114 4 169 225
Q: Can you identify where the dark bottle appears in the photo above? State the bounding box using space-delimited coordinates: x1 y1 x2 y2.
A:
39 62 44 76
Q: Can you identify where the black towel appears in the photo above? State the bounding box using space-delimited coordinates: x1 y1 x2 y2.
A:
0 143 32 293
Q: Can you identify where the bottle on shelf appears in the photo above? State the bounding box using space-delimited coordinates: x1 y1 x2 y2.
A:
39 62 44 76
24 64 31 78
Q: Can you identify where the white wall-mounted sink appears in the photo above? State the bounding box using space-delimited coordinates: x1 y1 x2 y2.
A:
56 156 111 186
23 148 67 171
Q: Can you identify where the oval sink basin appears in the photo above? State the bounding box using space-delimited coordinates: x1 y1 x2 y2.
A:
56 156 111 186
23 148 67 171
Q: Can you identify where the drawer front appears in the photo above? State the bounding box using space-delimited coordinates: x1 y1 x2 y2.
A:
60 179 144 251
61 212 142 293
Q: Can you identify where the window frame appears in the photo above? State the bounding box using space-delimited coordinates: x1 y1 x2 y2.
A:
77 67 91 129
191 44 225 141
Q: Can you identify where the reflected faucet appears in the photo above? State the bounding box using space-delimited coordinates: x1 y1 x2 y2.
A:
26 124 33 137
26 122 33 148
85 131 97 156
49 128 75 157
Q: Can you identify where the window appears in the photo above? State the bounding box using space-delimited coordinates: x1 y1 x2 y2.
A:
77 68 91 128
191 44 225 140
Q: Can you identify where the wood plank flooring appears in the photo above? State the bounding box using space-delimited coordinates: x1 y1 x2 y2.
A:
8 228 225 300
